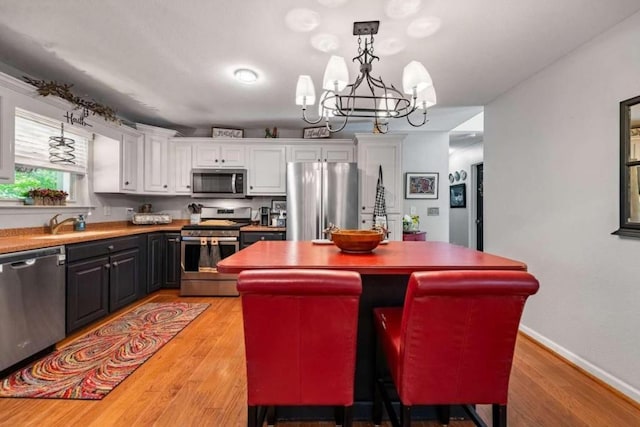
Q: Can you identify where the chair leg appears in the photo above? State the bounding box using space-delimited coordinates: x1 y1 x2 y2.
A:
343 405 353 427
492 404 507 427
266 406 276 426
436 405 450 425
401 404 412 427
372 335 384 426
334 405 344 426
247 405 258 427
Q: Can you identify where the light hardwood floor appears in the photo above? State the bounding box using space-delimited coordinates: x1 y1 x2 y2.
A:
0 291 638 426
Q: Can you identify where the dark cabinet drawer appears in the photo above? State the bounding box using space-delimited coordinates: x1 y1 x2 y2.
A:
67 235 142 262
240 231 285 249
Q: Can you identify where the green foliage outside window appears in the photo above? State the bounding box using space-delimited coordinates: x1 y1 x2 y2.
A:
0 166 63 199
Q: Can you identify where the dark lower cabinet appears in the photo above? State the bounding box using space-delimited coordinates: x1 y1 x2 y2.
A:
66 236 145 335
147 233 164 293
163 233 181 289
240 231 286 249
66 256 110 334
109 248 141 312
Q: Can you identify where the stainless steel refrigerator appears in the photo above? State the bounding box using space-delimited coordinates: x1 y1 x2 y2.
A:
287 162 358 240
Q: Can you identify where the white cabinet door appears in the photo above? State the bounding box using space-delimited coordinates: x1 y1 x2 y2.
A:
93 132 142 193
247 145 286 195
192 144 219 168
288 146 322 163
357 136 403 214
323 146 354 162
0 94 15 183
287 145 354 163
219 145 245 167
121 133 140 192
143 135 169 192
171 141 192 194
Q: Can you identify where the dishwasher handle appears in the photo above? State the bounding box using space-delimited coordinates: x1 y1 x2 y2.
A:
10 259 37 269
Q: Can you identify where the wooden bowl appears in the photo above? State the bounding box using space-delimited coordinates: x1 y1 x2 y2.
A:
331 229 384 253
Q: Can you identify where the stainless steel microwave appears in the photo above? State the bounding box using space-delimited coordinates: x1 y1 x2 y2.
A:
191 169 246 198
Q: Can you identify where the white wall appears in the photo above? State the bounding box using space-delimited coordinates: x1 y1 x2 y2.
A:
485 12 640 401
449 142 483 247
402 132 450 242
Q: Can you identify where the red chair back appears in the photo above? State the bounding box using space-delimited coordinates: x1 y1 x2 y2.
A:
397 270 539 405
237 269 362 406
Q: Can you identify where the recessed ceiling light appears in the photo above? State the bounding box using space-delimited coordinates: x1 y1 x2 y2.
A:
285 8 320 32
407 16 441 38
234 68 258 84
385 0 421 20
373 38 405 56
311 33 340 52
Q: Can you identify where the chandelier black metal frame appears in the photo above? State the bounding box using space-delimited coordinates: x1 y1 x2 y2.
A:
296 21 436 133
48 123 76 165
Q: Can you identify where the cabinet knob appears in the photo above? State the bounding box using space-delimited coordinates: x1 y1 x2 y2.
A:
362 206 365 210
215 159 219 163
112 261 118 267
163 184 168 188
221 159 225 163
250 186 253 190
104 264 111 269
107 245 114 251
260 237 265 240
317 159 321 162
362 220 365 224
323 159 327 162
124 181 129 185
186 185 191 188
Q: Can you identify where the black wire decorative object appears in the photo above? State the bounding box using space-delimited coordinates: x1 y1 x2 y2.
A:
49 124 76 165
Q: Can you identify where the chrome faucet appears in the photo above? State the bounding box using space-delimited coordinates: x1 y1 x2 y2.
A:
49 214 77 235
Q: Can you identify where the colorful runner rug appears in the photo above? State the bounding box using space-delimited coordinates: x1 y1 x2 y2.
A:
0 302 209 400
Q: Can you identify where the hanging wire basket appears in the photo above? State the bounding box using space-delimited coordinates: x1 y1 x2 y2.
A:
49 123 76 165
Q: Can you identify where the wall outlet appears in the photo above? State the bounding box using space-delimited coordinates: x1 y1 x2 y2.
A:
410 206 417 215
103 205 111 216
427 207 440 216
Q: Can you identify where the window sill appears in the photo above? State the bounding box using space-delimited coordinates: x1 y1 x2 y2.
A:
0 201 95 213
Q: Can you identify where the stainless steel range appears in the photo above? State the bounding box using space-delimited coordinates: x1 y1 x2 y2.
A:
180 206 250 296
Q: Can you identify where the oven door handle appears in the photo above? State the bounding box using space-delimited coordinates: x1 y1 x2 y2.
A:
181 236 238 242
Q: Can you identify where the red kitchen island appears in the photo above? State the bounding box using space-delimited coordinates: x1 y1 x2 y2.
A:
217 241 527 420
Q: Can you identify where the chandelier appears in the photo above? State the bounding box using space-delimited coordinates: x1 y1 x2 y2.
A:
49 123 76 165
295 21 436 134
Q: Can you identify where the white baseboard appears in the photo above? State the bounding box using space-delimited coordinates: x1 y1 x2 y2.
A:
519 325 640 404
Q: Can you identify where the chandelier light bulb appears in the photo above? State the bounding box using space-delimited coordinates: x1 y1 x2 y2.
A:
402 60 432 94
415 85 437 109
295 75 316 106
322 55 349 91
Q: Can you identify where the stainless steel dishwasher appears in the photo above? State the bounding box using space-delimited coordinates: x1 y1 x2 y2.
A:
0 245 66 372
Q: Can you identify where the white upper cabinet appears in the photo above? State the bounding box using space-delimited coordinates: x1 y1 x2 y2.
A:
246 145 287 195
138 124 178 193
287 143 354 163
192 141 245 168
93 131 142 193
0 93 15 183
121 133 141 192
356 133 405 214
170 140 192 194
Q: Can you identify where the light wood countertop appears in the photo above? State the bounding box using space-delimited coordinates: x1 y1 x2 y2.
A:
0 221 186 255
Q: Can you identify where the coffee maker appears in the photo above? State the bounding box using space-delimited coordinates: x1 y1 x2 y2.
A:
260 207 271 226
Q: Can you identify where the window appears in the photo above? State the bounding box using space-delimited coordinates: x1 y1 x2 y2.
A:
0 109 90 201
613 95 640 237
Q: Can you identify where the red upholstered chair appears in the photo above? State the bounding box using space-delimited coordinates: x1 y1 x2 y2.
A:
372 270 539 427
237 269 362 427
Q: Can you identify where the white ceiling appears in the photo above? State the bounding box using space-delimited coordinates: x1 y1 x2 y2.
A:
0 0 638 136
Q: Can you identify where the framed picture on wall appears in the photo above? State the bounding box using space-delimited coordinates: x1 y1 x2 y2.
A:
271 200 287 213
450 183 466 208
405 172 439 199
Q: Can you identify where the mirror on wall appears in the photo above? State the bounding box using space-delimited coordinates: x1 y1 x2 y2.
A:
613 95 640 237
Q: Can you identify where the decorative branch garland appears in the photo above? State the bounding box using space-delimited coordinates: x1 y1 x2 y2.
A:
23 76 120 124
